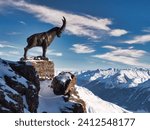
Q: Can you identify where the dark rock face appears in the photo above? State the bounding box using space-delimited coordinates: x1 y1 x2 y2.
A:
9 62 40 113
0 59 39 113
25 85 39 112
0 86 23 113
9 62 40 91
51 72 86 113
51 72 75 95
60 103 85 113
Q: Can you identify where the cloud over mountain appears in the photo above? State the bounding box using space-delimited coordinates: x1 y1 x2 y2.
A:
93 46 149 68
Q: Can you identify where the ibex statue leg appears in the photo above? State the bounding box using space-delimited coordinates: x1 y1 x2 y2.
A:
42 46 47 58
24 47 28 59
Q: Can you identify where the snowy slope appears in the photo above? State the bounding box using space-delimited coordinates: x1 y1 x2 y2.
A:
76 68 150 112
76 85 128 113
37 80 128 113
38 80 82 113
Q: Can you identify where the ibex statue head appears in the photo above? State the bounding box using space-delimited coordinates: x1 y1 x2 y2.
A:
23 17 66 59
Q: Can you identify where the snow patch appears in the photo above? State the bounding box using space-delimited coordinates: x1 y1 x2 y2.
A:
4 94 17 104
56 72 72 85
38 80 74 112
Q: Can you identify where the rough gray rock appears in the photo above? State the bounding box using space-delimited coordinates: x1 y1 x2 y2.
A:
0 58 39 113
51 72 86 113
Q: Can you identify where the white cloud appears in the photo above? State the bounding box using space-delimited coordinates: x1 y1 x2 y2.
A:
28 47 62 57
19 20 26 25
47 50 62 56
124 34 150 44
0 52 8 56
110 29 128 37
0 1 6 5
93 46 149 68
70 44 95 54
0 0 128 39
0 51 20 57
142 27 150 33
0 40 19 58
0 41 17 48
6 32 22 35
102 45 118 50
8 51 20 55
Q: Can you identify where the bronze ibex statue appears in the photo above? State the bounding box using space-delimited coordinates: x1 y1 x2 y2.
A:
23 17 66 59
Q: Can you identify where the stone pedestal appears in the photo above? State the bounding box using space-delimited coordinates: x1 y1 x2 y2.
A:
10 58 55 80
27 60 54 80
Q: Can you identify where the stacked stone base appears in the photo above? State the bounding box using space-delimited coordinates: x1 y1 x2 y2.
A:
27 60 54 80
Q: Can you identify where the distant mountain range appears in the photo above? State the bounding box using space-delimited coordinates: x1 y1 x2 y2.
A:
76 68 150 112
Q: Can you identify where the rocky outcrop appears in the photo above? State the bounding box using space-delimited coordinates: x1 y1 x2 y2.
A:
30 60 54 80
9 61 40 91
0 58 39 113
0 87 23 113
20 57 54 80
51 72 75 95
51 72 86 113
7 58 54 112
0 58 86 113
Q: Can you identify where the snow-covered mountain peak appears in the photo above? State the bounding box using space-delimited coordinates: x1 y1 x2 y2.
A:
77 68 150 112
77 68 150 88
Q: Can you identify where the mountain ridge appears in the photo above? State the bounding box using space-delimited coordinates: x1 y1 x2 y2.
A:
76 68 150 112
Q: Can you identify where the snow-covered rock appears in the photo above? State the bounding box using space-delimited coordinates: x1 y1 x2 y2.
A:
0 58 39 112
38 80 85 113
51 72 76 95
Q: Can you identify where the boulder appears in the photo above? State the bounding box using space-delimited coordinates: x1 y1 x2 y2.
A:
51 72 76 95
51 72 86 113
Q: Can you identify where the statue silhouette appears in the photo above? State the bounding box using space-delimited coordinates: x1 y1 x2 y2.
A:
24 17 66 59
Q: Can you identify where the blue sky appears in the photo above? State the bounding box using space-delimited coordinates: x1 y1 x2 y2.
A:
0 0 150 70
